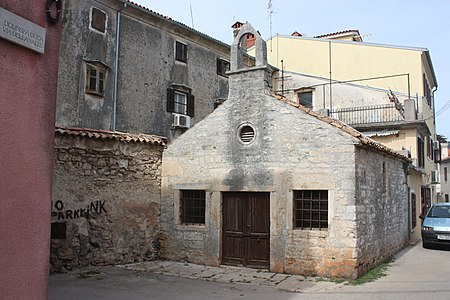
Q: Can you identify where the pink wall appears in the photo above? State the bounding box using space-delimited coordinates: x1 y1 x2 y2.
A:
0 1 61 299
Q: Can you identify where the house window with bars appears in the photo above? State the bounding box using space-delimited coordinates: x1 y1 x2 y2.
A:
294 190 328 230
85 63 106 97
175 41 188 63
180 190 206 224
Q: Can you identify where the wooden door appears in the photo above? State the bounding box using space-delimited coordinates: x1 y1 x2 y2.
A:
222 192 270 268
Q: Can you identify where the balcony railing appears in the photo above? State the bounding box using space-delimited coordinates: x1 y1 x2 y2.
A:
329 104 405 126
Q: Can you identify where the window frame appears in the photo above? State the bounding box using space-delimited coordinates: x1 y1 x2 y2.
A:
445 167 448 182
417 136 425 168
90 7 107 34
85 63 106 97
293 190 328 231
296 89 313 109
175 41 188 63
216 58 230 77
180 190 206 225
167 87 194 117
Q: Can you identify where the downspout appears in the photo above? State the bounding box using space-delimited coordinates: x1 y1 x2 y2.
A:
113 4 125 131
328 41 332 111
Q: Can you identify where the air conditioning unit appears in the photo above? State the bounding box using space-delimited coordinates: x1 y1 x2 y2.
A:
430 170 439 184
172 113 191 128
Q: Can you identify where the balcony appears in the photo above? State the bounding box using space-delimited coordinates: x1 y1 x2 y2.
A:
330 104 404 126
328 98 422 129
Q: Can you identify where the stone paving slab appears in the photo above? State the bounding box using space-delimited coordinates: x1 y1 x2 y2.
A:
120 260 342 293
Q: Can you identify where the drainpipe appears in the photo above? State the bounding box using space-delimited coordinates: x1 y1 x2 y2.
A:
328 41 332 111
113 4 125 131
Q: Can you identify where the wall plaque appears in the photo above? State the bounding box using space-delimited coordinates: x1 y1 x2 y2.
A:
0 7 46 54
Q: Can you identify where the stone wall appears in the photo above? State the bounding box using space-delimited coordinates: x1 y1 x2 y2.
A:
50 132 163 272
161 82 363 278
355 147 409 276
56 0 230 140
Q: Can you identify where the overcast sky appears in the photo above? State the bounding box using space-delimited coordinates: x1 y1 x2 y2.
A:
138 0 450 140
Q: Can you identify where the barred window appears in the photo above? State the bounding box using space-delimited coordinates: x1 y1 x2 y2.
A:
180 190 205 224
294 190 328 230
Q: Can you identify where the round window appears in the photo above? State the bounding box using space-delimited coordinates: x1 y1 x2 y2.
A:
238 124 256 144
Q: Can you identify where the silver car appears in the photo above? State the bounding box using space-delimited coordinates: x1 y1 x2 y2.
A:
422 203 450 248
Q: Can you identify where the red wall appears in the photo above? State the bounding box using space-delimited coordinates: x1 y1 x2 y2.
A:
0 1 61 299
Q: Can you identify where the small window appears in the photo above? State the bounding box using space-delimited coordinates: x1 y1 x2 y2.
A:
217 58 230 77
175 41 187 63
86 64 106 96
294 190 328 230
445 167 448 182
238 125 255 144
446 194 449 203
417 137 425 168
180 190 206 224
91 7 107 33
297 91 313 108
167 88 194 116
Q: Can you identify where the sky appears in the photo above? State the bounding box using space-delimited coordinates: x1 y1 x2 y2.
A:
137 0 450 140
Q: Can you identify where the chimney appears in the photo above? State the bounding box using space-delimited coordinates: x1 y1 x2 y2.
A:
246 33 256 48
231 21 244 38
291 31 302 37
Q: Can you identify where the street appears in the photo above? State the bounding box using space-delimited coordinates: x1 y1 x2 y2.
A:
49 244 450 300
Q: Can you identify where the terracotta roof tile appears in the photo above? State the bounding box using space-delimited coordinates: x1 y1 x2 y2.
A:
266 91 409 161
313 29 361 39
124 1 230 48
55 126 167 146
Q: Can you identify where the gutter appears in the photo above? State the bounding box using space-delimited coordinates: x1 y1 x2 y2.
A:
113 3 126 131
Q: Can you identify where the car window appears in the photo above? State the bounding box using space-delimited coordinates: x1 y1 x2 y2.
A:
428 206 450 218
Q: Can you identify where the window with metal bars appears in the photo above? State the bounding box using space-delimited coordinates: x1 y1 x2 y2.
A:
293 190 328 230
180 190 206 224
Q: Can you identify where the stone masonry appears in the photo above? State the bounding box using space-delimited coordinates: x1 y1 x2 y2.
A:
160 23 409 279
50 128 165 272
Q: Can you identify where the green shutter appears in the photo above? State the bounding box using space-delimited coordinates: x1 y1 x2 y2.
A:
167 88 175 112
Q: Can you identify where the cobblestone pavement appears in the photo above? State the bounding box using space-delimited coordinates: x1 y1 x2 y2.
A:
120 260 343 293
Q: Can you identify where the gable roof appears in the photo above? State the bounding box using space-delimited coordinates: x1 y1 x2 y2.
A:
122 1 230 49
267 91 409 162
313 29 362 41
55 126 167 146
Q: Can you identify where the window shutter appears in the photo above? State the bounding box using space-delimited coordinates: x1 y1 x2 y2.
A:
187 94 195 117
167 88 175 112
182 43 188 62
175 42 181 61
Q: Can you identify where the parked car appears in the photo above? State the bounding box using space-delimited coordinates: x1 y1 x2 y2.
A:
422 203 450 248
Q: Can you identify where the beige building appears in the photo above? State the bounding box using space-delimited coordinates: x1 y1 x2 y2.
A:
248 29 439 242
